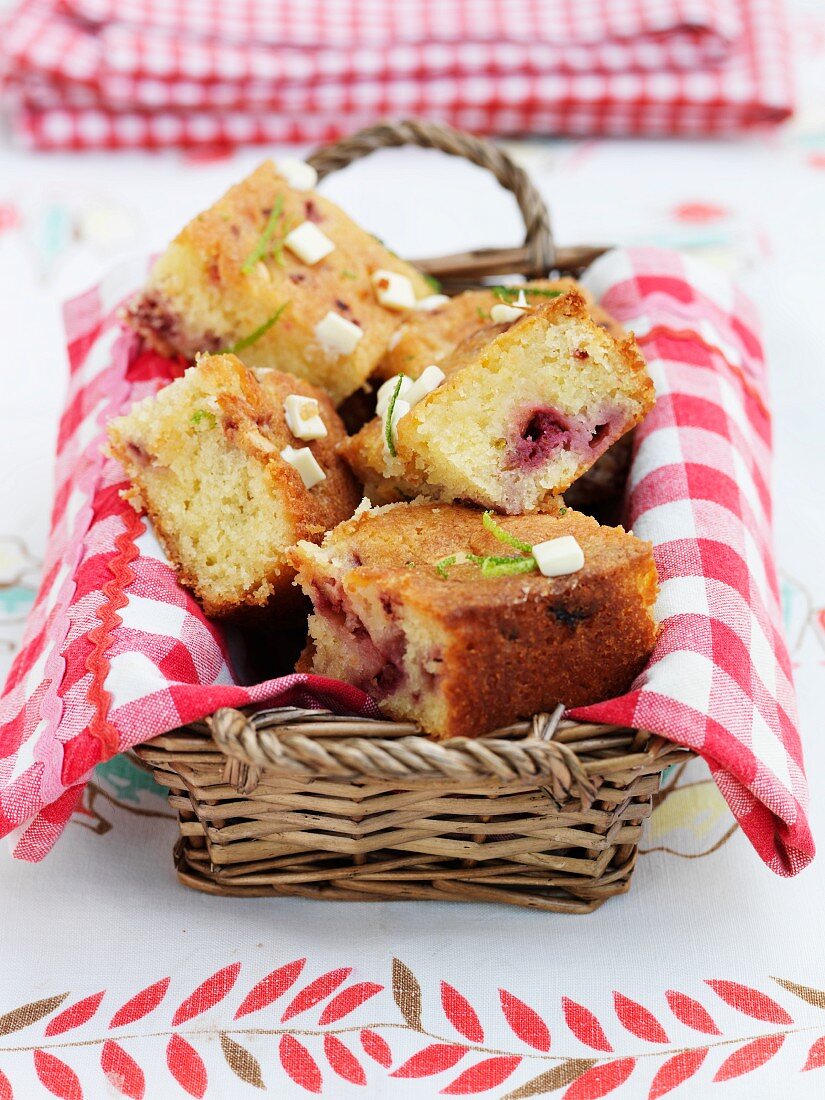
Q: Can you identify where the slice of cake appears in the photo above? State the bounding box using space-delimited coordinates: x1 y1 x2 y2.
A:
340 290 653 514
124 160 432 405
108 354 361 618
375 277 624 382
290 501 659 739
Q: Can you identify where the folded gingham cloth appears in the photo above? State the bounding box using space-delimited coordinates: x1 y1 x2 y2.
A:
0 247 811 874
0 0 793 148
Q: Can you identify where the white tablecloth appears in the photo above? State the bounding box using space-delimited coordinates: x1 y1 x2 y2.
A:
1 3 825 1097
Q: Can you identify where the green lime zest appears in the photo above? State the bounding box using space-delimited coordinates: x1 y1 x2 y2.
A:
476 307 489 321
480 555 538 578
423 273 442 292
434 555 457 579
492 286 564 303
384 374 406 458
221 301 290 355
482 511 533 553
341 269 358 279
189 409 216 429
241 196 284 274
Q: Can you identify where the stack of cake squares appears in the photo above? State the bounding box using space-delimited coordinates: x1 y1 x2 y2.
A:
109 159 657 739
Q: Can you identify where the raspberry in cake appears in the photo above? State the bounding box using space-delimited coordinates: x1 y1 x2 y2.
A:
108 354 361 618
340 290 653 514
124 160 432 405
289 501 659 739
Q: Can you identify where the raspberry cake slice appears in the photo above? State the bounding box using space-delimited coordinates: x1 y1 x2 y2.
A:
341 290 653 514
290 501 658 739
124 160 431 405
108 354 361 618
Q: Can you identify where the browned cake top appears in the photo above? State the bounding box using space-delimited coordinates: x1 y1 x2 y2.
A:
378 278 626 381
176 160 431 315
192 355 362 535
298 501 656 621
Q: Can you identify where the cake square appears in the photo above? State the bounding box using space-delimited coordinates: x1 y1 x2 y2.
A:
108 354 361 618
124 160 432 405
290 501 659 739
340 289 653 514
375 277 625 383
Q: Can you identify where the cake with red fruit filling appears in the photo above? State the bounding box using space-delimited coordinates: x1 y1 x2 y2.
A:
108 354 361 618
124 160 431 405
340 290 653 514
289 501 658 739
375 278 625 382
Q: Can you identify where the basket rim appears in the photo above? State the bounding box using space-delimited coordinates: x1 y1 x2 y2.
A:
133 706 692 802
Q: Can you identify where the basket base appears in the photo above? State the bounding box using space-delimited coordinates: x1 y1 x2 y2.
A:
171 837 637 914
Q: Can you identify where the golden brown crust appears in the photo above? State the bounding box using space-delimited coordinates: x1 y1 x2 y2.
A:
375 277 625 381
290 502 658 738
124 160 431 405
108 354 362 619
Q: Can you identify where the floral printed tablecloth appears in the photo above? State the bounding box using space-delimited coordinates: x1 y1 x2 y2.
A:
1 3 825 1097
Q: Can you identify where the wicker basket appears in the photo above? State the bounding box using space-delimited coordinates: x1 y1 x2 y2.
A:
133 120 692 913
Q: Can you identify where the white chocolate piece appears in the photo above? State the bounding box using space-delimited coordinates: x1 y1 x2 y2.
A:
375 374 413 417
314 311 363 357
276 158 318 191
280 444 326 490
284 394 328 441
515 289 529 309
532 535 585 578
414 294 450 312
404 364 446 406
284 221 335 265
372 269 416 311
490 302 527 324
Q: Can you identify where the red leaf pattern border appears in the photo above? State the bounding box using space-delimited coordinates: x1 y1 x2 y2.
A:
0 965 823 1097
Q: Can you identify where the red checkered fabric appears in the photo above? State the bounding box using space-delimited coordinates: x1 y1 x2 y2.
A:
1 0 792 149
0 247 811 874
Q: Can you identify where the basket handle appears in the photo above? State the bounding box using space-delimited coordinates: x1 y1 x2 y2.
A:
307 119 605 282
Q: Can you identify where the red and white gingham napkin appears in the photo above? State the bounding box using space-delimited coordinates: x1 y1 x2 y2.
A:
0 247 812 875
1 0 792 148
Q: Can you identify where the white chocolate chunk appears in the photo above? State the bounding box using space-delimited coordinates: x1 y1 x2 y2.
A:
372 269 415 311
276 158 318 191
284 221 335 265
314 311 363 357
280 444 326 490
414 294 450 312
490 302 527 324
515 289 529 309
284 394 328 441
405 364 445 406
375 374 413 417
532 536 585 578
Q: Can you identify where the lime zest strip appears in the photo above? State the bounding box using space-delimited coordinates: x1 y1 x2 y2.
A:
434 555 457 579
491 286 564 303
482 511 534 554
384 374 406 458
241 196 284 274
221 301 290 355
479 555 538 578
